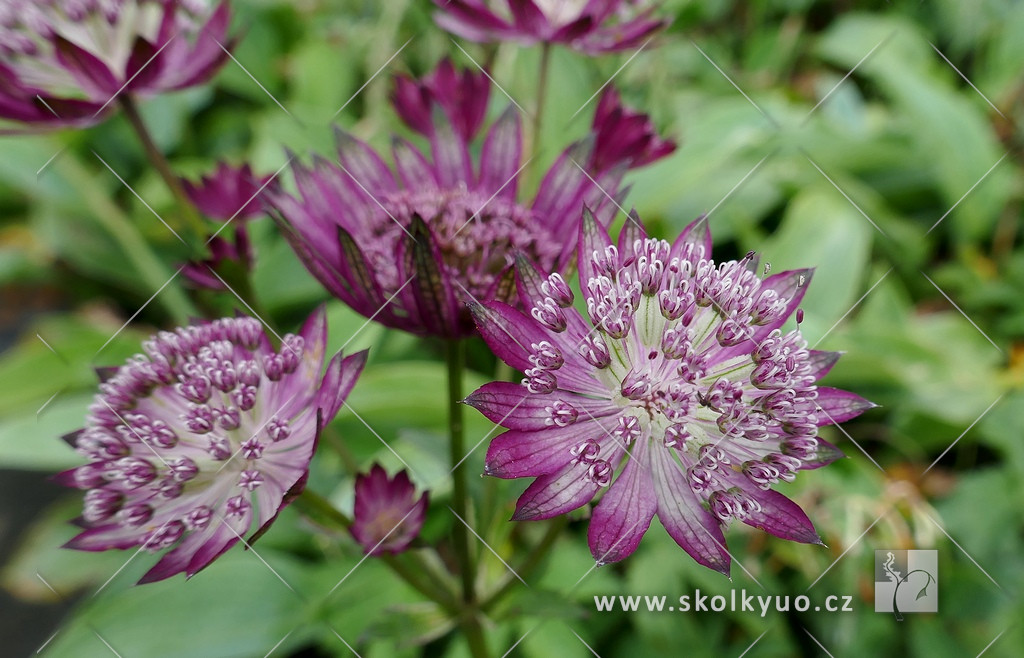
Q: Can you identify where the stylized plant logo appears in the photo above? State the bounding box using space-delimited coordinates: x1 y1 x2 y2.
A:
882 551 937 621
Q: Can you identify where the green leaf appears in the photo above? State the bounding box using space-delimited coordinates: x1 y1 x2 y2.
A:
40 549 311 658
0 394 90 470
0 315 143 418
1 498 131 602
756 186 873 344
360 601 455 648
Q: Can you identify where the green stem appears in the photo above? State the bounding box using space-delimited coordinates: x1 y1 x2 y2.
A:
448 340 472 599
118 95 206 243
294 488 353 529
54 156 196 324
482 516 566 612
532 43 553 161
321 425 360 474
447 340 490 658
294 490 461 614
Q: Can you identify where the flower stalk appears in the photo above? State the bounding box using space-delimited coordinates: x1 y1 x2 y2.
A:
532 42 552 161
119 95 207 243
446 340 490 657
295 490 461 614
55 156 197 324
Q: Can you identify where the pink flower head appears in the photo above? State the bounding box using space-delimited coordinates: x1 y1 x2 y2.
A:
432 0 667 55
590 87 676 173
267 61 635 339
56 308 367 583
392 57 490 142
180 227 253 290
466 210 875 573
182 162 271 222
350 465 429 556
0 0 234 129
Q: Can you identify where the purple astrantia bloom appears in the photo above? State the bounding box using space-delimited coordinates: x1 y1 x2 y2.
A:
350 465 429 556
590 87 676 173
56 308 367 583
465 211 875 573
0 0 233 129
432 0 667 54
267 64 642 339
392 57 489 142
182 162 271 222
180 228 253 290
180 162 269 290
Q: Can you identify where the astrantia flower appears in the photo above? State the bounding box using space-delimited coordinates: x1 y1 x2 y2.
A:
267 64 645 338
392 57 490 142
465 211 875 573
180 162 269 290
0 0 233 128
350 465 428 556
590 87 676 173
182 162 270 222
432 0 667 54
180 227 253 290
56 309 367 583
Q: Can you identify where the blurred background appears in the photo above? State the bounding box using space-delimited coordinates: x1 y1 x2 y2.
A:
1 0 1021 656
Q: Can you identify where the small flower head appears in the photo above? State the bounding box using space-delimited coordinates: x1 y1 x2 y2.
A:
350 465 429 556
267 62 658 338
392 57 490 142
182 162 271 222
180 226 254 291
466 210 875 574
591 87 676 173
57 308 367 583
0 0 234 128
432 0 667 54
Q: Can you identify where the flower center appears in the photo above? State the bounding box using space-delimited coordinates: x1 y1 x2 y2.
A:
75 317 306 542
530 0 589 26
524 237 820 506
364 185 560 301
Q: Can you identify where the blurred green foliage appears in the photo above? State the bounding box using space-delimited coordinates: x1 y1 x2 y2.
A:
1 0 1022 656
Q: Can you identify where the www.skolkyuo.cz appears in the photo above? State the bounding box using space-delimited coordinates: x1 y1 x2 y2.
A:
594 591 856 616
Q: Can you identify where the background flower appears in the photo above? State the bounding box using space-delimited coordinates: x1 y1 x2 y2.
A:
180 162 269 290
392 57 490 142
590 87 676 172
467 211 875 571
0 0 233 128
182 162 270 222
56 309 367 583
432 0 667 54
267 63 654 338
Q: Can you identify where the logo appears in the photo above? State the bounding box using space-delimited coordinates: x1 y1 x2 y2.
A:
874 549 938 620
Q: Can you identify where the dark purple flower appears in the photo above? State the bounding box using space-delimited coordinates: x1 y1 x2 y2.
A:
182 162 271 222
56 308 367 583
432 0 667 55
267 62 629 339
590 87 676 173
392 58 490 142
465 210 875 573
0 0 234 128
180 226 253 290
350 465 429 556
